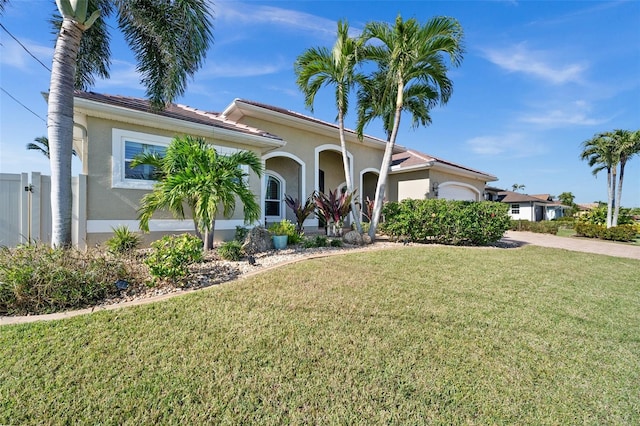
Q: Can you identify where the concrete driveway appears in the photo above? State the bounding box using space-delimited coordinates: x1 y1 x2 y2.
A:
502 231 640 260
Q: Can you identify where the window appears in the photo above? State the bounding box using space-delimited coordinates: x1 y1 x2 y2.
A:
265 175 282 217
511 204 520 214
112 129 172 189
124 141 166 180
112 129 250 190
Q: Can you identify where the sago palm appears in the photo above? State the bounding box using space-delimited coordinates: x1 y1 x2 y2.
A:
295 20 365 233
135 135 263 250
358 15 464 239
1 0 214 247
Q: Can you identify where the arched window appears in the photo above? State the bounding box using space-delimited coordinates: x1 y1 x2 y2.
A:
265 173 284 220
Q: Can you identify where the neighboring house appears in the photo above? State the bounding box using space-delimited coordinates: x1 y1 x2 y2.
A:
67 91 498 248
497 191 570 221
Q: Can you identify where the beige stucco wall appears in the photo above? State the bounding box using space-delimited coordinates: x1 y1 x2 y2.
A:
388 168 487 202
239 116 385 199
83 116 262 245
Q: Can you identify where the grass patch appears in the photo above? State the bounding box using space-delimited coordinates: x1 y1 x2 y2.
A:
1 246 639 424
556 227 576 238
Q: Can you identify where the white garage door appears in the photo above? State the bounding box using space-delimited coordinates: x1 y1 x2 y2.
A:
438 184 478 201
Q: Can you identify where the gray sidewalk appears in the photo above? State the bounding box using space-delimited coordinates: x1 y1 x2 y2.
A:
501 231 640 260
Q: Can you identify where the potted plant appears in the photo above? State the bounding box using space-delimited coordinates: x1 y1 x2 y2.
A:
268 219 295 250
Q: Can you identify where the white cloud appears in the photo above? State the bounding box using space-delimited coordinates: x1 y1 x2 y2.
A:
216 1 348 40
483 43 586 85
466 133 547 157
0 39 52 71
519 100 608 127
202 60 287 78
93 60 144 91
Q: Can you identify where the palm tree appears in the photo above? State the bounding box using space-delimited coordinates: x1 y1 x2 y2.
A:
133 135 263 251
358 15 464 240
611 129 640 226
26 136 77 158
2 0 213 247
581 132 618 228
357 66 437 142
511 183 526 193
295 20 364 233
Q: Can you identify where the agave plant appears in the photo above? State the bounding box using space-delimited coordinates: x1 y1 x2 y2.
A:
314 189 354 236
285 193 317 233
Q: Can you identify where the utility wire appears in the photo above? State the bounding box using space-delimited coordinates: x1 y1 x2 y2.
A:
0 87 47 122
0 22 51 72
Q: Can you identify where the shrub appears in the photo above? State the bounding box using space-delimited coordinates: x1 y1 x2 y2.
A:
105 225 142 255
353 221 370 234
580 205 634 226
510 220 559 235
144 234 203 282
218 240 244 261
330 238 343 247
600 225 637 242
0 245 129 315
303 235 328 248
268 219 301 244
234 226 249 243
575 222 637 242
380 200 511 246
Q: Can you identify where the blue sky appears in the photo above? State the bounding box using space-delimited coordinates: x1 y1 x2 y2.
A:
1 0 639 206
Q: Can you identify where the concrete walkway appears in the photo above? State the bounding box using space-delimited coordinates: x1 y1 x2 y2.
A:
502 231 640 260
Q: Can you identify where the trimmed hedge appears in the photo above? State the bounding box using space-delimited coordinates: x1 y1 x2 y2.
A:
575 223 637 242
510 220 560 235
380 199 511 246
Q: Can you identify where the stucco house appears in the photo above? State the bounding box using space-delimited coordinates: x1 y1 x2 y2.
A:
496 191 570 221
70 91 497 248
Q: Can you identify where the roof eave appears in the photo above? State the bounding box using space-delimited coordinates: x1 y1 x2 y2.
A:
226 100 405 153
74 96 286 149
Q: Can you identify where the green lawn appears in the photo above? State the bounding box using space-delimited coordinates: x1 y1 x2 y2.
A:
1 245 639 424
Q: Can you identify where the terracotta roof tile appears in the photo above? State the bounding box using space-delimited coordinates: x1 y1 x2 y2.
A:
74 91 282 140
234 99 389 145
391 149 496 179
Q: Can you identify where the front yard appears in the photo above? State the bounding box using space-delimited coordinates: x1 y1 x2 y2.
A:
1 245 639 424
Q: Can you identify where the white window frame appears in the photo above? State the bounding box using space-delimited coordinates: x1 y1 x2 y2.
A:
264 171 285 223
112 129 172 190
511 203 520 215
112 129 250 190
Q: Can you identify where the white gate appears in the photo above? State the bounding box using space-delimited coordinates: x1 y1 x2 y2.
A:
0 172 52 247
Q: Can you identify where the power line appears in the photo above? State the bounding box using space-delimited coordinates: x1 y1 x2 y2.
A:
0 87 47 123
0 22 51 72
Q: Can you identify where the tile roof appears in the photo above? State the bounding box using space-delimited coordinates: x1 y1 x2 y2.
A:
498 191 551 203
74 91 282 141
391 149 496 179
232 99 390 145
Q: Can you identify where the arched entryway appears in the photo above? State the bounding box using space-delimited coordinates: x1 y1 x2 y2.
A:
360 168 379 222
262 152 305 227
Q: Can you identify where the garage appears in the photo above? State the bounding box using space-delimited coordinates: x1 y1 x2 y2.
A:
438 182 479 201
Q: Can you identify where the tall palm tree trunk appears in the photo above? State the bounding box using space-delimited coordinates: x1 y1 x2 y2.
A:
606 168 613 228
368 80 404 240
612 159 626 227
48 18 84 247
338 112 362 233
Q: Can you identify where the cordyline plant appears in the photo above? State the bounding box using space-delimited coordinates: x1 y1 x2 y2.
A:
314 189 354 226
285 193 317 233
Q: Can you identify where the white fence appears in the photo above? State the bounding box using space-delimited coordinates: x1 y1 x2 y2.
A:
0 172 86 248
0 172 52 246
